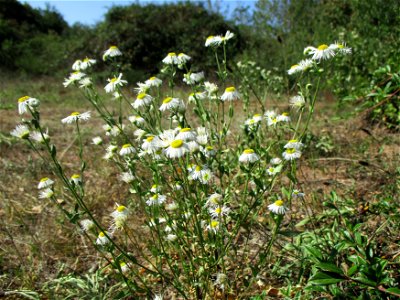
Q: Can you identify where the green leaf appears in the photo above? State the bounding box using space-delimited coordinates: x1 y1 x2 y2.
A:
347 265 358 276
352 277 377 287
315 262 344 275
295 217 310 227
50 144 57 157
309 271 345 285
386 288 400 296
303 245 323 261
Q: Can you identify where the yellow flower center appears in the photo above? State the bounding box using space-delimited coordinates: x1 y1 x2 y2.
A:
117 205 126 212
211 220 219 228
71 174 81 179
99 232 105 237
170 140 183 148
18 96 30 103
163 97 173 104
244 149 254 154
137 93 146 99
225 86 235 92
195 165 202 172
275 200 284 206
146 136 154 142
338 44 344 49
290 64 299 69
21 131 30 139
180 128 191 133
152 194 159 200
318 44 329 50
282 112 289 116
40 177 49 182
207 36 214 40
70 112 80 116
215 207 222 214
149 76 156 80
152 184 157 189
178 53 185 57
206 146 213 151
110 46 118 50
286 148 296 154
83 58 90 62
122 144 131 148
254 114 261 117
168 52 176 57
289 139 298 143
110 77 118 83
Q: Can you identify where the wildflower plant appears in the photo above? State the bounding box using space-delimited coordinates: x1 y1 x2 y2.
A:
13 35 352 298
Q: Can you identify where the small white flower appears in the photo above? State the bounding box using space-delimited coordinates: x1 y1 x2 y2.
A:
72 59 82 71
164 139 188 159
103 45 122 61
282 148 302 161
134 129 146 140
119 262 131 274
96 231 111 245
214 273 228 290
305 44 336 61
239 149 259 163
119 143 136 156
206 193 223 207
11 124 30 139
289 95 306 110
92 136 103 145
288 59 314 75
204 81 218 96
146 193 166 206
80 219 95 232
145 76 162 87
134 82 150 94
39 188 54 199
187 141 199 152
159 97 185 112
30 130 50 143
177 52 191 64
150 184 161 193
111 204 129 229
18 96 40 115
132 93 153 109
330 41 352 55
79 77 92 89
292 189 305 198
268 199 288 215
80 57 96 70
61 111 91 124
277 112 291 122
70 174 82 185
166 234 178 242
206 220 221 233
166 202 178 211
209 205 230 218
119 171 135 183
176 127 196 141
38 177 54 189
162 52 179 65
129 115 145 126
221 86 240 101
141 136 161 153
105 73 127 93
183 71 204 85
223 30 234 42
270 157 282 165
196 127 209 145
188 91 207 103
205 35 223 47
284 139 304 150
63 71 86 87
266 166 280 176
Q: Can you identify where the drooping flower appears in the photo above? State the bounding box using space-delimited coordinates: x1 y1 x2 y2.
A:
11 124 30 139
132 93 153 109
268 199 288 215
164 139 188 159
70 174 82 185
96 231 111 245
104 73 127 93
145 76 162 87
304 44 336 61
289 95 306 110
92 136 103 145
146 193 167 206
38 177 54 189
80 219 95 232
177 53 191 65
282 147 302 161
39 188 54 199
183 71 205 85
119 171 135 184
221 86 240 101
162 52 179 65
239 149 260 163
61 111 91 124
103 46 122 61
159 97 185 112
63 71 86 87
111 204 129 229
119 143 136 156
18 96 40 115
284 139 304 150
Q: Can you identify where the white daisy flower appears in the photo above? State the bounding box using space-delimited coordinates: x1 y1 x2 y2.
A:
277 112 291 122
188 91 207 103
330 41 352 55
11 124 30 139
119 262 131 274
288 64 302 75
108 125 124 137
158 129 177 148
164 139 188 159
206 220 220 233
38 177 54 189
63 71 86 87
96 231 111 245
159 97 179 111
305 44 336 61
209 205 230 218
252 113 263 122
204 81 219 97
292 189 305 198
206 193 223 207
111 204 129 229
92 136 102 145
70 174 82 185
39 188 54 199
80 57 96 70
282 148 302 161
201 145 216 158
145 76 162 87
103 45 122 61
134 82 150 94
129 115 145 126
162 52 179 65
79 77 92 89
223 30 234 42
196 127 209 145
18 96 40 115
106 144 118 153
141 136 161 153
187 141 199 152
166 202 178 211
72 59 82 71
166 234 178 242
266 166 280 176
105 73 127 93
265 111 279 126
221 86 240 101
61 111 91 124
214 273 228 291
268 199 288 215
200 168 213 184
289 95 306 110
239 149 260 163
153 294 163 300
183 71 204 85
79 219 95 232
177 52 191 64
119 171 135 183
284 139 304 150
150 184 161 193
205 35 223 47
132 93 153 109
119 143 136 156
134 129 146 140
176 127 196 141
146 193 167 206
30 130 50 143
270 157 282 165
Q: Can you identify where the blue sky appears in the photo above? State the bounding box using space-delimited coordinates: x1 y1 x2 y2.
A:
20 1 256 26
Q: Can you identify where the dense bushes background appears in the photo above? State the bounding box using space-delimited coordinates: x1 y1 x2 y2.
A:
1 0 399 94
